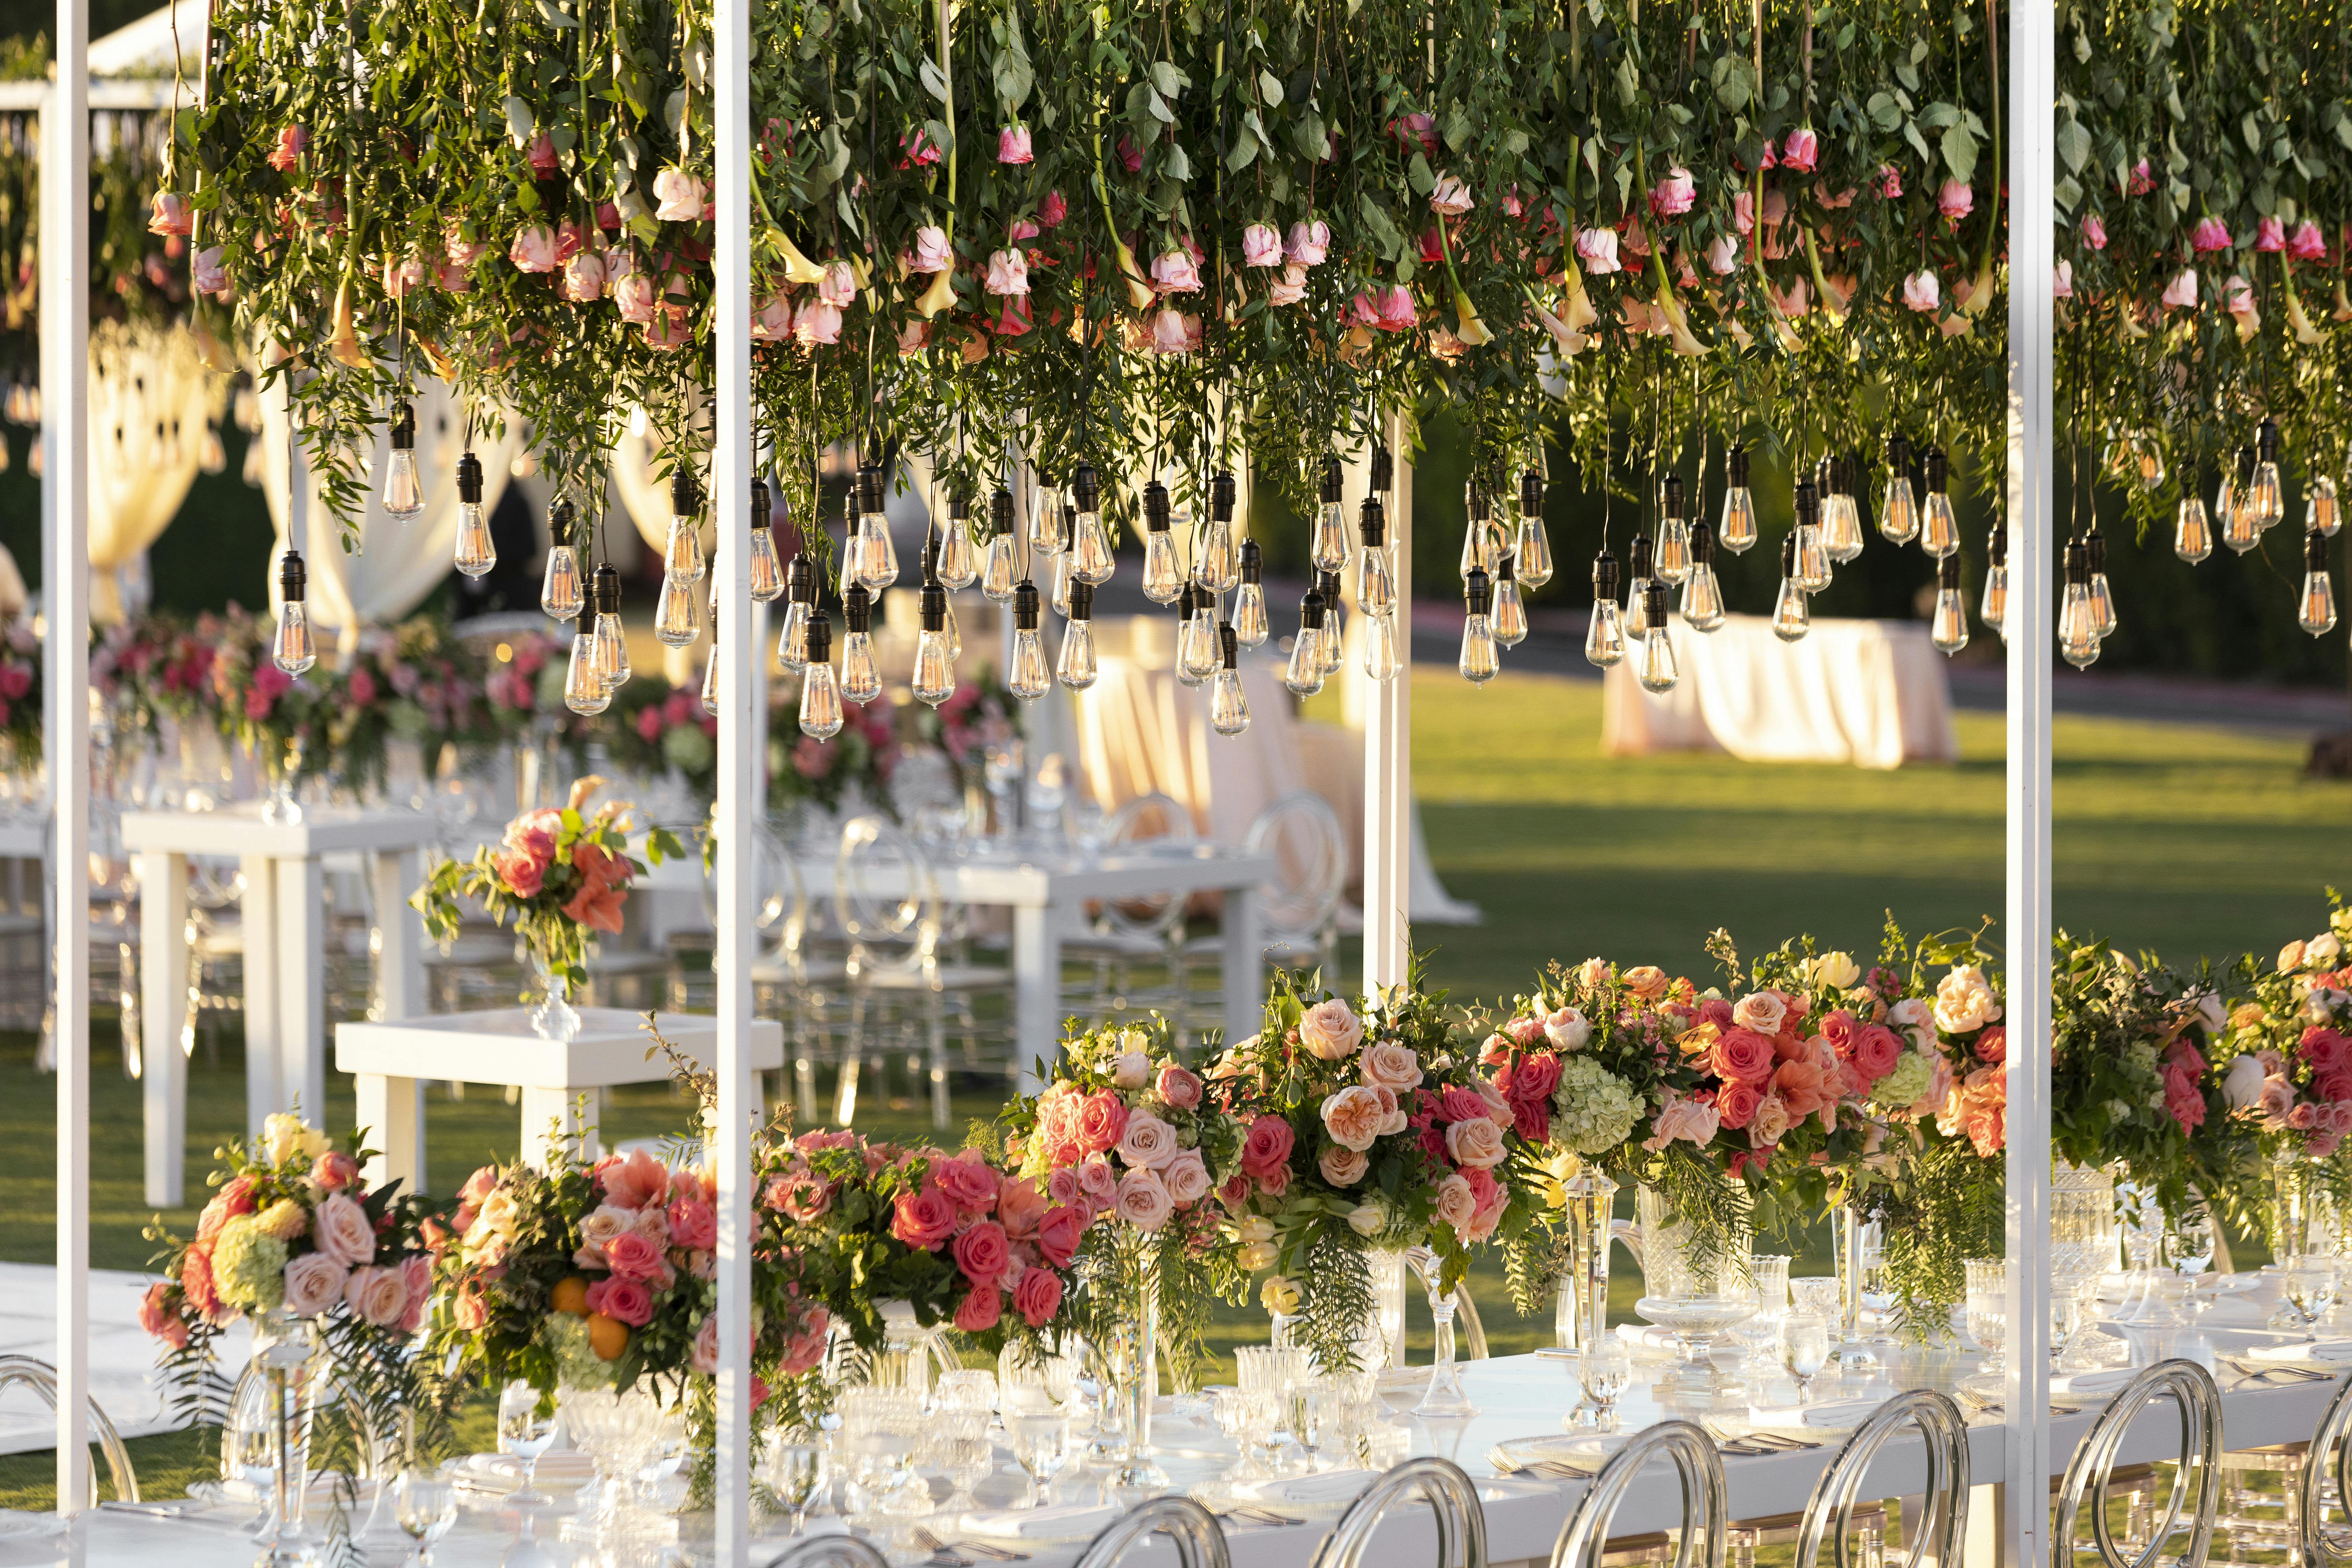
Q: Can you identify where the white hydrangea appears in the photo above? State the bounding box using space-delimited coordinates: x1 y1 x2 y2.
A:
1549 1057 1643 1156
1871 1051 1934 1111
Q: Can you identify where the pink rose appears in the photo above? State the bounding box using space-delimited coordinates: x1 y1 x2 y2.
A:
953 1220 1011 1287
1715 1078 1764 1131
1318 1147 1368 1186
998 1175 1046 1239
509 224 559 274
1242 223 1283 267
1161 1148 1212 1207
930 1153 1001 1213
2162 267 2199 310
343 1265 409 1328
954 1286 1003 1334
1075 1156 1118 1207
1937 180 1973 223
1040 189 1069 227
1504 1051 1561 1105
1114 1168 1174 1231
1642 1094 1722 1153
282 1252 348 1316
792 298 843 346
1268 264 1309 306
2289 221 2329 262
312 1192 377 1267
1432 1174 1476 1233
751 293 792 340
2053 261 2075 300
1781 127 1819 172
181 1246 223 1322
1321 1086 1387 1152
1075 1092 1129 1155
689 1313 722 1374
559 250 606 302
985 248 1029 296
1284 220 1330 266
268 125 308 171
586 1276 653 1327
667 1196 717 1251
1152 248 1203 293
312 1150 359 1192
2079 214 2107 250
2257 1075 2297 1128
1360 1041 1424 1093
399 1255 430 1334
1430 174 1474 216
2252 216 2286 253
891 1188 958 1251
192 245 227 294
1710 1027 1777 1085
1850 1025 1902 1082
652 167 706 222
1444 1115 1506 1169
997 124 1034 164
2163 1066 2206 1132
1574 227 1620 274
1035 1204 1086 1268
910 225 953 273
140 1281 189 1349
1649 166 1696 217
148 190 192 237
1240 1114 1294 1180
2191 216 2232 253
1156 1064 1203 1110
1876 164 1903 199
1902 271 1940 313
1012 1266 1064 1327
2301 1028 2348 1076
602 1229 673 1286
1044 1167 1082 1207
1149 309 1199 353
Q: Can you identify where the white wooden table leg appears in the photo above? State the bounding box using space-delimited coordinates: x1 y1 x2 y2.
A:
370 847 427 1022
519 1085 596 1169
238 853 280 1138
276 856 327 1123
1221 884 1263 1050
353 1070 424 1195
139 850 188 1208
1012 904 1061 1095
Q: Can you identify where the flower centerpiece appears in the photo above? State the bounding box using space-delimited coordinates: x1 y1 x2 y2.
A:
326 616 497 797
2208 903 2352 1247
411 777 686 1043
768 686 897 822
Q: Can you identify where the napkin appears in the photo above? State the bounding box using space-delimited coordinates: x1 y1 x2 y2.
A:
449 1451 596 1492
1241 1468 1379 1505
1745 1398 1880 1430
2244 1339 2352 1364
2047 1368 2138 1397
1623 1326 1685 1355
957 1503 1123 1540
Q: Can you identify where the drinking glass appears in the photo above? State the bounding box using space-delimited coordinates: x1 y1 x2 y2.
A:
2286 1264 2341 1340
1731 1254 1790 1376
1027 752 1068 842
934 1369 998 1415
933 1408 993 1511
1576 1333 1633 1433
762 1441 825 1537
1070 796 1107 861
1003 1387 1070 1507
1781 1315 1830 1401
393 1468 457 1568
1963 1259 2007 1381
2169 1212 2216 1279
1287 1377 1328 1472
496 1381 559 1508
1788 1277 1841 1321
982 739 1024 840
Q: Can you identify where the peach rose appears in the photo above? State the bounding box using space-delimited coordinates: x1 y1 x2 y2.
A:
1321 1086 1388 1151
1622 966 1670 1001
1444 1115 1506 1169
1156 1064 1203 1110
1732 992 1787 1035
1116 1110 1180 1170
343 1265 409 1328
1299 999 1364 1059
1162 1148 1213 1207
1432 1174 1477 1231
2257 1076 2297 1128
1749 1093 1791 1145
1114 1168 1174 1231
1360 1040 1423 1093
282 1252 348 1316
1319 1147 1369 1186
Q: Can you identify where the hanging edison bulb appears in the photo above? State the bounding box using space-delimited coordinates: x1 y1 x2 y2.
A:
1653 475 1693 586
1198 471 1241 593
1175 584 1215 688
2084 530 2117 641
1930 552 1969 656
541 498 585 621
1681 520 1724 632
1818 457 1865 563
1286 590 1329 695
911 575 955 707
1140 481 1183 602
1358 496 1397 618
271 551 316 673
453 450 496 576
564 622 610 715
1058 579 1100 690
2301 530 2339 637
2175 494 2214 563
2252 419 2286 532
1029 469 1067 559
1634 582 1678 693
699 617 722 717
2310 476 2341 538
2059 539 2100 668
2222 447 2260 552
1310 457 1350 573
932 491 978 589
1624 534 1655 637
1515 468 1554 586
1919 446 1959 559
839 583 882 705
1234 539 1270 647
1459 567 1499 685
664 467 707 583
653 568 700 647
981 488 1019 600
1585 549 1626 667
1315 571 1346 676
590 563 632 691
1208 623 1251 736
1007 580 1051 700
797 611 844 740
1069 463 1115 584
1492 553 1529 648
853 463 899 590
776 556 814 668
1460 484 1500 579
1772 533 1812 643
381 401 425 520
1050 548 1075 618
747 478 786 602
1720 446 1758 553
1880 435 1920 544
1792 479 1833 592
1981 523 2009 638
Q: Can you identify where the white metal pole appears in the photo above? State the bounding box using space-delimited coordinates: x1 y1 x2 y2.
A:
712 0 754 1547
1361 409 1413 993
43 4 91 1513
2003 0 2054 1558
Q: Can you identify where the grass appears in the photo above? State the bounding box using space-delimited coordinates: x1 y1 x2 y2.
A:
4 666 2345 1506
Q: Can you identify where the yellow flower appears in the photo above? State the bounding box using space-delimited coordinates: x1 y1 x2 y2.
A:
1259 1275 1302 1316
257 1198 309 1242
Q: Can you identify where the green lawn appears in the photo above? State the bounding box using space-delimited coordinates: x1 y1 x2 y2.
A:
3 666 2345 1506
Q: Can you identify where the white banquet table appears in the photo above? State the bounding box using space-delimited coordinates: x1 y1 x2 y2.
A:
1602 615 1960 770
119 804 440 1208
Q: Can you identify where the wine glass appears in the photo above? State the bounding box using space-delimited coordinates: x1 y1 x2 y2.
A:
1576 1333 1633 1433
1286 1376 1328 1473
1027 752 1069 843
762 1440 825 1537
496 1381 558 1509
1963 1259 2007 1384
1781 1315 1830 1402
393 1468 457 1568
982 739 1024 841
1788 1276 1841 1321
2287 1263 2341 1340
933 1407 992 1512
1003 1387 1070 1508
2170 1212 2216 1279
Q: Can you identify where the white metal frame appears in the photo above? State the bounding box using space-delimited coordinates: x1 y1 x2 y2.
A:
1362 406 1413 994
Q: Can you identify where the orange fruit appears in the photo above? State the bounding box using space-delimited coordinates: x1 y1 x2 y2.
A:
550 1276 591 1317
587 1312 629 1361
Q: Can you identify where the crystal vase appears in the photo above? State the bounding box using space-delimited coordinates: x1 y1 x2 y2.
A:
260 734 306 826
252 1307 322 1568
1413 1269 1479 1420
529 952 582 1045
1830 1205 1881 1370
1557 1168 1619 1354
1092 1237 1167 1494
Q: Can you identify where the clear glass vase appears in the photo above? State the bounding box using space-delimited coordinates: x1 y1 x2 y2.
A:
249 1307 322 1568
1095 1237 1167 1495
260 734 307 825
1413 1269 1479 1420
529 952 582 1045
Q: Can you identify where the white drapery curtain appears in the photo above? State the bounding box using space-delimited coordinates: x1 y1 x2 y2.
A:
88 320 224 623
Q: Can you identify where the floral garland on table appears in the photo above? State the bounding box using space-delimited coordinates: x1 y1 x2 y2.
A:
411 777 687 986
1214 971 1536 1373
769 689 897 820
481 628 572 742
142 1114 442 1457
607 681 720 796
908 668 1019 802
324 617 501 793
93 611 226 738
999 1016 1248 1387
204 605 338 787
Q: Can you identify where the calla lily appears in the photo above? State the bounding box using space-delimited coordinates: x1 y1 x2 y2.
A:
1451 291 1492 346
915 266 958 319
2282 265 2325 346
1113 236 1155 309
329 279 370 369
775 230 830 286
1557 265 1599 333
1649 282 1708 357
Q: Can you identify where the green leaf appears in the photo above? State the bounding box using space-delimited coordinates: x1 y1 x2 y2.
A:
1292 111 1326 162
919 56 950 102
2057 117 2091 174
1151 61 1182 98
1867 91 1903 132
1165 142 1191 181
1147 88 1175 125
1257 69 1283 106
1939 122 1978 184
1226 131 1259 173
1408 150 1435 195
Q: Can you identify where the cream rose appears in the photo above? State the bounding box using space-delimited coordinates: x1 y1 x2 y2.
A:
312 1192 378 1267
1359 1041 1424 1093
575 1204 631 1266
1444 1116 1506 1169
1732 992 1787 1035
1809 951 1860 989
2256 1076 2296 1128
1161 1148 1213 1207
1111 1050 1153 1090
1542 1007 1591 1051
1299 999 1365 1060
2311 933 2344 967
1318 1147 1370 1187
343 1265 410 1328
1432 1174 1477 1231
1346 1202 1386 1237
1749 1094 1791 1145
1321 1086 1387 1151
2222 1055 2267 1109
1114 1168 1174 1231
1934 966 2003 1034
1116 1110 1181 1170
281 1252 348 1316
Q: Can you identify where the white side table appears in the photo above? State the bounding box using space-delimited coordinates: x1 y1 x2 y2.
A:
334 1007 786 1193
120 804 441 1207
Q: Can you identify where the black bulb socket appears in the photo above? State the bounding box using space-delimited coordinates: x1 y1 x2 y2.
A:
786 555 813 602
948 491 972 523
1663 474 1686 520
1520 469 1544 515
1359 496 1386 546
1143 481 1172 532
1300 589 1327 630
804 610 832 665
1629 533 1654 580
1210 470 1237 522
1370 447 1394 491
1794 478 1820 528
2063 539 2090 585
843 582 873 634
671 466 701 518
749 477 771 531
922 529 942 585
1924 446 1950 491
1643 579 1670 624
1592 549 1620 600
1938 552 1962 590
1496 551 1517 585
2239 445 2258 483
1013 580 1041 630
1780 532 1799 577
990 488 1015 534
856 462 886 517
1241 538 1263 584
1690 518 1716 567
2085 530 2107 574
1468 484 1491 523
1067 580 1095 622
1219 623 1239 668
1072 463 1101 513
1177 582 1198 621
2309 530 2331 572
593 561 622 615
389 401 415 449
1317 569 1342 606
1320 457 1343 503
1727 447 1751 489
1887 434 1912 473
456 450 484 504
1988 523 2009 564
550 497 575 546
919 582 946 631
2260 418 2282 463
279 549 306 601
1464 567 1493 617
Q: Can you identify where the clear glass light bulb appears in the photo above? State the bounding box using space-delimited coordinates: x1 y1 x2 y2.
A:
1920 492 1960 559
1459 520 1500 580
541 545 584 621
565 631 610 714
699 646 720 716
1624 575 1650 638
1720 485 1757 553
1652 517 1692 586
1051 552 1075 617
453 502 496 577
1008 628 1051 699
654 574 699 647
777 602 811 669
1363 613 1400 680
912 628 956 707
856 511 898 590
1493 576 1528 646
382 447 424 521
665 515 706 583
1057 620 1098 690
2214 469 2238 530
936 524 978 588
2060 582 2101 668
981 533 1018 601
1458 614 1499 685
2252 461 2286 530
1318 607 1346 674
1284 627 1325 695
1772 579 1812 642
1586 601 1625 667
1636 623 1677 693
1029 494 1065 557
840 632 882 704
1197 523 1238 594
799 660 844 740
1931 587 1969 655
944 597 964 663
593 608 631 691
2175 499 2214 563
836 530 867 596
2224 491 2261 553
1880 477 1919 544
1210 667 1250 736
1515 518 1555 586
1681 565 1724 632
2301 561 2339 637
1981 563 2008 635
1234 584 1269 647
1794 524 1832 592
749 527 785 601
1071 511 1115 584
1311 502 1349 573
1358 547 1396 618
1141 531 1182 603
1821 494 1865 563
272 599 315 674
2088 572 2116 640
2312 477 2342 538
2136 439 2167 490
1177 610 1217 687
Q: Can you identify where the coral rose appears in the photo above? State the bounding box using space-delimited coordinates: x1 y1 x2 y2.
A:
1035 1205 1086 1267
1239 1114 1295 1179
952 1221 1011 1288
890 1188 957 1251
1298 999 1364 1059
1012 1266 1063 1327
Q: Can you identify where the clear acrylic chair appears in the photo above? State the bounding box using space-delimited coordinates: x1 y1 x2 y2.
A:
1549 1419 1728 1568
1775 1388 1967 1568
1075 1495 1230 1568
2287 1363 2352 1563
762 1536 890 1568
2054 1359 2223 1566
738 822 855 1123
1314 1456 1485 1568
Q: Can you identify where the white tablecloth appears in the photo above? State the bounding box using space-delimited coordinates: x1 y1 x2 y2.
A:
1602 615 1959 770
